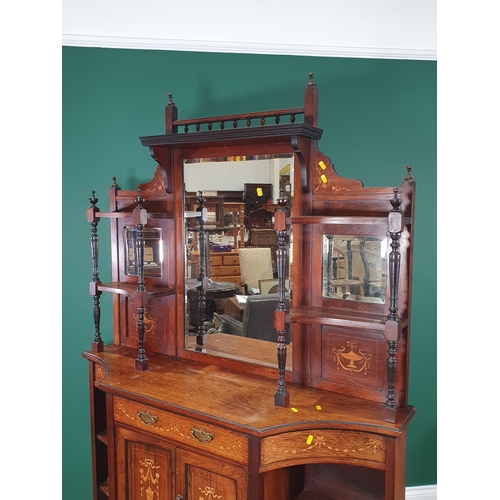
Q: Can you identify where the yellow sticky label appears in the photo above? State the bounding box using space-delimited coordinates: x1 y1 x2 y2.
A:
291 407 298 413
306 435 314 445
319 160 327 170
316 405 322 410
320 174 327 184
256 187 263 196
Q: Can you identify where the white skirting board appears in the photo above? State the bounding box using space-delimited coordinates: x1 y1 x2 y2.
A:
406 485 437 499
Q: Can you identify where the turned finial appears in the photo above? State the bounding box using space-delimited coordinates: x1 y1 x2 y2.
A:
277 188 288 208
405 165 414 181
168 93 174 105
135 189 144 208
197 190 206 208
89 190 98 207
390 188 402 211
308 72 314 85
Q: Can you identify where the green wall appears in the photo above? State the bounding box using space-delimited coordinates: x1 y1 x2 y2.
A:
62 47 436 498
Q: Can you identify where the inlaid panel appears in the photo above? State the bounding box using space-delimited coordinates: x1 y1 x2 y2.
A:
116 426 174 500
176 447 248 500
311 325 387 401
186 466 236 500
125 299 164 343
321 328 385 389
117 294 175 354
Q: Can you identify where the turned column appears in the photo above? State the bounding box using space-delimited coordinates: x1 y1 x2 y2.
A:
133 190 149 370
196 192 208 346
384 188 404 422
274 189 290 407
87 190 103 352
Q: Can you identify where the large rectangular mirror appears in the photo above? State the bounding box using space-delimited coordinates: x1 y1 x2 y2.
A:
183 154 293 370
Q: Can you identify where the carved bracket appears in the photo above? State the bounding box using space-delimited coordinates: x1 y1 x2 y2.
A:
149 145 173 194
291 135 308 193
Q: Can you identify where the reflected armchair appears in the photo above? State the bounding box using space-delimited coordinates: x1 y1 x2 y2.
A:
238 247 274 294
210 293 291 344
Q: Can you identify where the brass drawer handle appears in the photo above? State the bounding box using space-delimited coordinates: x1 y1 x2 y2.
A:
137 409 158 426
190 426 214 444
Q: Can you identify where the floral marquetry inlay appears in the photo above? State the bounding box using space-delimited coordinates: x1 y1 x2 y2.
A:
139 458 160 500
315 160 352 193
261 430 385 467
266 435 382 455
333 340 372 375
198 485 222 499
116 400 189 438
113 397 248 463
313 152 363 193
137 165 166 195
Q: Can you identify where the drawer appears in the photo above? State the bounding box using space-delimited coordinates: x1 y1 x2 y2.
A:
260 429 386 471
223 255 240 266
210 265 241 277
114 396 248 464
209 255 223 266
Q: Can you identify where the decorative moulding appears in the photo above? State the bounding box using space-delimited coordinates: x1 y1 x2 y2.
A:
61 34 437 61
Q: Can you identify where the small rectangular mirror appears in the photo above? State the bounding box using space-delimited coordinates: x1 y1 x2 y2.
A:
322 234 387 304
124 226 163 278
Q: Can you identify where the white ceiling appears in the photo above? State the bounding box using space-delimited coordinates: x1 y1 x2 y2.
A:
62 0 436 60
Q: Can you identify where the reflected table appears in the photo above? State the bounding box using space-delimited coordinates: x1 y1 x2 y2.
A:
186 280 239 330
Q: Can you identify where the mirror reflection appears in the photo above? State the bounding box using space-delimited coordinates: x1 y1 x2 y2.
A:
124 226 163 278
184 155 293 369
322 234 387 304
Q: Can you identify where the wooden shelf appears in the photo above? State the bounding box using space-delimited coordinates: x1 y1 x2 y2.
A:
96 431 108 445
97 480 109 496
288 306 410 332
96 211 174 220
96 282 175 297
289 215 388 226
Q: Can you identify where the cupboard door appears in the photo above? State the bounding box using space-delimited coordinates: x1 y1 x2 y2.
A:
176 448 247 500
116 426 174 500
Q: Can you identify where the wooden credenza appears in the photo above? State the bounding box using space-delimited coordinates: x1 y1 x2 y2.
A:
84 344 415 500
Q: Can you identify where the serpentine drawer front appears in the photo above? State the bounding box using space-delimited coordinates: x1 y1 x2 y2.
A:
113 396 248 464
260 429 386 471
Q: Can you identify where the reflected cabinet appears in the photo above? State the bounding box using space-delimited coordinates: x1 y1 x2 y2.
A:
84 74 416 500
